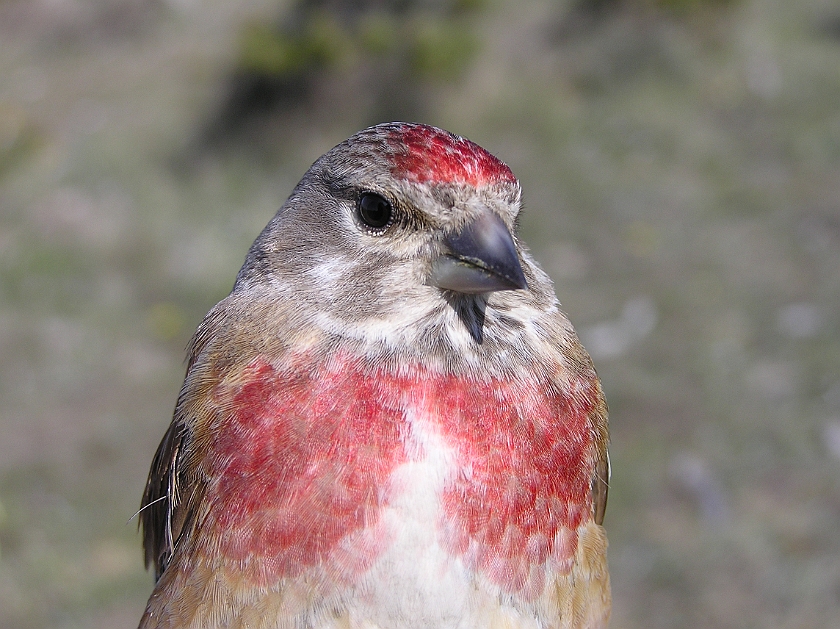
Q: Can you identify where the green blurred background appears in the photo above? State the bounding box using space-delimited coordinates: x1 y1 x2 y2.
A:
1 0 839 627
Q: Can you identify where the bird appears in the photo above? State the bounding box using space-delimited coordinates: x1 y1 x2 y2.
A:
138 122 610 629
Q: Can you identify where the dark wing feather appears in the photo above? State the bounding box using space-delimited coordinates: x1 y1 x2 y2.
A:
140 419 190 579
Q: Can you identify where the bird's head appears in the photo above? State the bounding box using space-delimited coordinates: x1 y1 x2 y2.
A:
220 123 560 367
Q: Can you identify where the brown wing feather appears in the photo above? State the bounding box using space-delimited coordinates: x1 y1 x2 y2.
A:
592 449 610 526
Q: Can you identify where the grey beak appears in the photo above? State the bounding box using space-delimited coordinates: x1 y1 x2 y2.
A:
430 211 528 294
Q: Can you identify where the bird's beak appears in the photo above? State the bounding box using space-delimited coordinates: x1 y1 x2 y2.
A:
430 211 528 294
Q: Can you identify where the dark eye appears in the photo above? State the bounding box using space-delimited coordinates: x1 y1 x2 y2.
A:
357 192 393 230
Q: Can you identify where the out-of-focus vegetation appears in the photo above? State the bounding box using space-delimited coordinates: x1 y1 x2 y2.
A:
1 0 839 628
199 0 484 153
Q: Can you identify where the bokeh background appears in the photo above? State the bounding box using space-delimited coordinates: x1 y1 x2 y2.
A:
1 0 839 627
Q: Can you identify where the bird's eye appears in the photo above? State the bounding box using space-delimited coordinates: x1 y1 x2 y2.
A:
356 192 393 230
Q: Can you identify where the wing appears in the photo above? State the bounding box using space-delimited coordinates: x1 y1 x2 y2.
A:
591 448 610 526
139 417 195 579
140 302 231 579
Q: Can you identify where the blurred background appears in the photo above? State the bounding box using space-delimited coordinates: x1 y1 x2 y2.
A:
1 0 839 627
